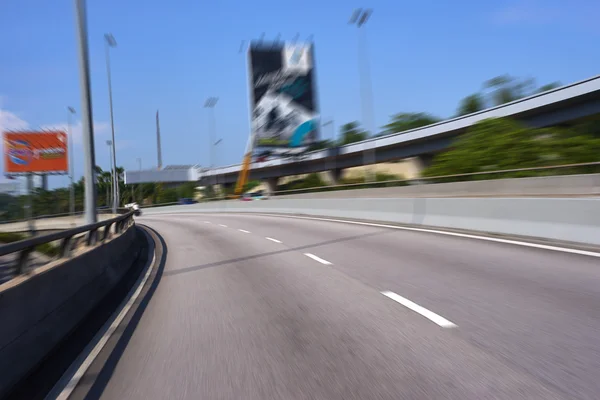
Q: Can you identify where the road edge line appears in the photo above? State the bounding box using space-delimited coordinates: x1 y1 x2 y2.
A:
46 226 160 400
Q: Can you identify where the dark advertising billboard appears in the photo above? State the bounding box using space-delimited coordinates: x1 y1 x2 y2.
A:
248 42 319 152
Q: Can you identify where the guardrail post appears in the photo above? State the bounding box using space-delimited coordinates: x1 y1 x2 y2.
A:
16 247 34 275
86 229 97 246
60 235 74 258
103 222 113 241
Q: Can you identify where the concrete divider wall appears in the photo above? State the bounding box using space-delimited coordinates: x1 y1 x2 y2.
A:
273 173 600 199
145 197 600 246
0 224 141 398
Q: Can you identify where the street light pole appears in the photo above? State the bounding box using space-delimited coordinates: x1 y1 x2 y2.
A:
204 97 219 191
322 119 336 183
107 140 113 209
73 0 98 224
67 106 76 215
214 138 223 195
104 33 119 213
350 8 376 183
136 157 142 203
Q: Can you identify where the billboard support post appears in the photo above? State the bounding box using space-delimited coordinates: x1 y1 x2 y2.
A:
25 174 34 234
74 0 98 224
67 107 76 216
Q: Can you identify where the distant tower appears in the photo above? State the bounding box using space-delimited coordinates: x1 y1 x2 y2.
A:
156 109 163 170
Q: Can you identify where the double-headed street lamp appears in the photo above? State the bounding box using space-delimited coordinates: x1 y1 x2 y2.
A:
350 8 376 182
67 106 77 215
104 32 119 213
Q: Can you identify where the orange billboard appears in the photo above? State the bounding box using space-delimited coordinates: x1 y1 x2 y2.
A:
3 131 68 175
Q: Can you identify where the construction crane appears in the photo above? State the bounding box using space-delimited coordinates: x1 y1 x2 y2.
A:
231 131 257 198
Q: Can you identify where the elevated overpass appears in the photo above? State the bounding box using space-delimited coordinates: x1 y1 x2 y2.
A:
125 74 600 190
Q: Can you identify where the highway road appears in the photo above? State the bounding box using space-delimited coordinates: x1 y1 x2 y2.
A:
79 212 600 399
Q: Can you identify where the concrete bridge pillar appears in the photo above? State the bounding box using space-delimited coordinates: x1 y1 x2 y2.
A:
321 168 344 185
417 154 435 169
264 177 279 195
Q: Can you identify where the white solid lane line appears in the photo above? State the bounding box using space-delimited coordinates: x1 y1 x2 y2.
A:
219 224 228 228
381 291 457 329
238 229 250 233
204 221 211 224
266 237 282 243
304 253 332 265
253 213 600 259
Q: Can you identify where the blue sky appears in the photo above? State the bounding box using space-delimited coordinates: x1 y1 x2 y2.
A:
1 0 599 189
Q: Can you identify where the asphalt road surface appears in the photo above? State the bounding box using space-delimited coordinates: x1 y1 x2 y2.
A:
86 213 600 399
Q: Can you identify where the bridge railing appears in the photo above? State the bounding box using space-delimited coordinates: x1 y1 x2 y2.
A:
0 211 135 281
0 207 128 225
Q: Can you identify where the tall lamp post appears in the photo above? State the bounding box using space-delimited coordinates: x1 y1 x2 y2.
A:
350 8 376 182
204 97 219 189
322 119 336 183
106 140 113 208
214 138 223 195
73 0 98 224
104 32 119 213
136 157 142 203
67 106 77 215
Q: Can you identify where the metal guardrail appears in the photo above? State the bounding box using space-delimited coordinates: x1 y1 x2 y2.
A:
0 208 128 225
0 211 136 277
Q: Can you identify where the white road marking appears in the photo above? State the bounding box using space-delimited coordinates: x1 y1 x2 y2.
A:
219 224 228 228
252 213 600 259
47 229 158 400
204 221 211 224
304 253 332 265
146 211 600 259
381 290 457 328
238 229 250 233
266 237 282 243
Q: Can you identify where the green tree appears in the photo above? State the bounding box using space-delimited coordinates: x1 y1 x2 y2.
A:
308 139 334 151
423 118 600 179
457 93 485 116
537 82 561 93
339 122 368 145
382 112 440 134
483 75 536 106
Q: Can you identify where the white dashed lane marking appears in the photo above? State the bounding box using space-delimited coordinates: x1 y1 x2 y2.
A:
381 291 457 328
304 253 332 265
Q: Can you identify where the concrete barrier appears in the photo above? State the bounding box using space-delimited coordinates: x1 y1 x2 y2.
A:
273 173 600 199
0 222 141 398
144 197 600 246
